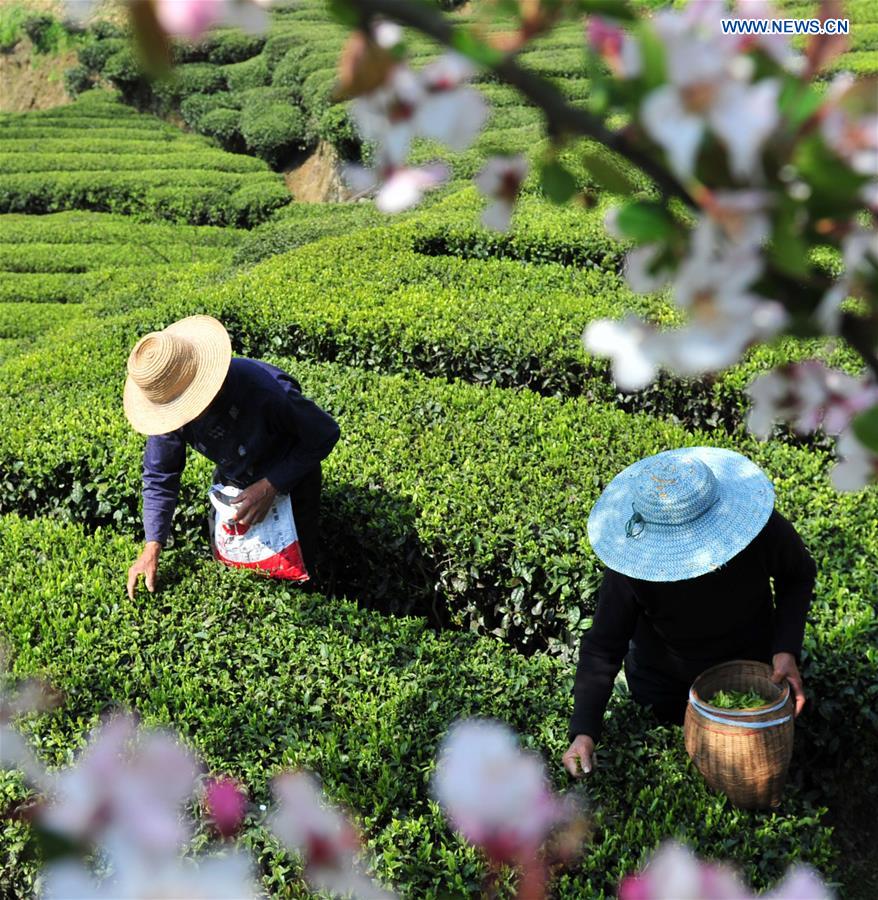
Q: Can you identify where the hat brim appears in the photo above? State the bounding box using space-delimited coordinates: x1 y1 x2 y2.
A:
123 315 232 436
587 447 775 582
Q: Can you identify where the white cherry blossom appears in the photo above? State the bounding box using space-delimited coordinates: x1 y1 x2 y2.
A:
345 161 449 212
832 427 878 491
42 852 259 900
351 54 487 170
747 361 878 439
474 155 529 231
41 715 199 856
269 771 395 898
821 75 878 178
642 5 781 182
584 316 665 391
433 719 563 863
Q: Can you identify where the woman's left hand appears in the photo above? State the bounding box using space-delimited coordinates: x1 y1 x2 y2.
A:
771 652 806 717
231 478 278 527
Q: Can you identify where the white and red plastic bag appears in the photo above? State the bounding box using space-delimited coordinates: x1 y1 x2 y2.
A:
208 484 309 582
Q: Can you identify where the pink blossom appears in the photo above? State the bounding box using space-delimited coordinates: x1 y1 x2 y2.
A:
587 16 641 78
154 0 270 41
474 155 529 231
747 361 878 440
204 776 247 838
345 161 449 212
432 719 563 864
269 771 394 898
620 841 834 899
40 715 199 856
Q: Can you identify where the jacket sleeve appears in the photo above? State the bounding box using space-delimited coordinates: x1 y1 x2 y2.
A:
767 510 817 658
263 380 340 495
569 569 639 744
142 432 186 545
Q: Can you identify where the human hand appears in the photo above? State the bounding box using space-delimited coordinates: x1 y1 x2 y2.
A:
231 478 277 528
127 541 161 600
562 734 596 778
772 652 806 717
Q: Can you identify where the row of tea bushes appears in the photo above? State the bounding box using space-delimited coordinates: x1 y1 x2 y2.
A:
165 217 862 437
1 304 874 700
0 213 239 355
0 211 242 248
0 515 836 898
0 93 289 226
0 241 231 274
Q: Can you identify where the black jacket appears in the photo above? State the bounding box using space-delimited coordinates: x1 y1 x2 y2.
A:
569 510 816 742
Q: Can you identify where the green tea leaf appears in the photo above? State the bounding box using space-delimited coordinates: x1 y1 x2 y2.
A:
540 160 578 204
852 405 878 453
615 200 673 242
582 147 638 195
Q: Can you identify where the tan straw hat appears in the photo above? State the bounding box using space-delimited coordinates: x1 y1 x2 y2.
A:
123 315 232 435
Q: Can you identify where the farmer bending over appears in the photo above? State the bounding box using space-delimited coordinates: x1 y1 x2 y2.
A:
124 315 339 599
563 447 816 777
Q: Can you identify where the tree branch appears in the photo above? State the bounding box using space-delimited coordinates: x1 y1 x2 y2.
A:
348 0 696 208
347 0 867 377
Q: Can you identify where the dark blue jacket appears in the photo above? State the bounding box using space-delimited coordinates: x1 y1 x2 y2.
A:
142 358 339 544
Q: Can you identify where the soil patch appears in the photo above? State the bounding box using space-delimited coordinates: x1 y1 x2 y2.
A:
0 38 76 112
284 141 353 203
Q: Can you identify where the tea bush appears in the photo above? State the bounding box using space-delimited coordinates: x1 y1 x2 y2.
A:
0 94 290 226
0 516 836 898
0 211 242 249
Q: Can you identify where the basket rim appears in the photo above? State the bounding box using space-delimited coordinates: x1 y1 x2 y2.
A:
689 659 789 716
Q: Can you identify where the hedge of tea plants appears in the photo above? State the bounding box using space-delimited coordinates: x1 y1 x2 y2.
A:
0 1 876 897
0 515 837 899
0 93 289 226
0 297 874 778
0 211 241 358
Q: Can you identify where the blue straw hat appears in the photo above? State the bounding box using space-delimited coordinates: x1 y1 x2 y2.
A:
587 447 775 582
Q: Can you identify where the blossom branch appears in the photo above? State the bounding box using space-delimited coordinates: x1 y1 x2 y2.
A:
345 0 696 209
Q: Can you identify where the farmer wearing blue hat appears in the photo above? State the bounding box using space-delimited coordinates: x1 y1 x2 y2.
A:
563 447 816 778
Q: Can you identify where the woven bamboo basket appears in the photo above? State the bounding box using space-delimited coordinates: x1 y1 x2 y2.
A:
684 660 794 809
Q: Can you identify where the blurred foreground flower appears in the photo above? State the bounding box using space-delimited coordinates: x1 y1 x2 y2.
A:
269 771 395 899
619 841 833 900
204 776 248 839
67 0 272 41
433 718 586 897
475 155 530 231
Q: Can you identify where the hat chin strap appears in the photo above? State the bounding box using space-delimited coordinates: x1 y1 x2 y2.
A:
625 507 645 538
625 491 721 539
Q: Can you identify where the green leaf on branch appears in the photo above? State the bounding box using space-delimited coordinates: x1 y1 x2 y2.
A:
450 29 505 67
327 0 359 27
582 147 638 195
770 200 811 278
635 21 666 91
615 201 674 243
540 161 578 204
852 406 878 454
576 0 637 21
778 79 824 129
795 135 870 215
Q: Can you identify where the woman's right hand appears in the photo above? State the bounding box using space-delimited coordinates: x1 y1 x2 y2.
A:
127 541 162 600
562 734 596 778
